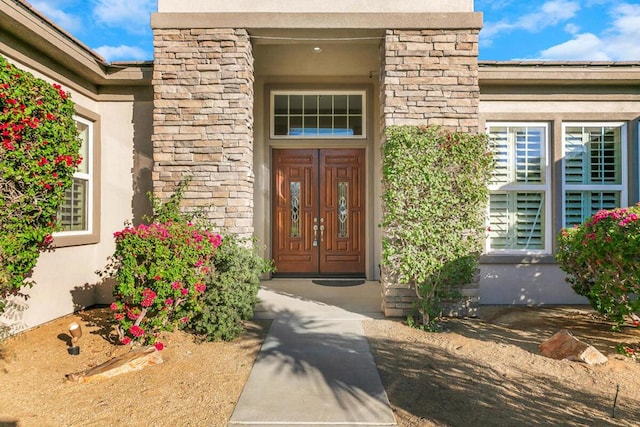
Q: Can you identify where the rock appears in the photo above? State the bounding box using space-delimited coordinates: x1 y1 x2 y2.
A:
65 345 163 383
539 329 607 365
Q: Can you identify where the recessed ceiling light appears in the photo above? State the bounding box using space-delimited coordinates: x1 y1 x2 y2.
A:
312 46 322 53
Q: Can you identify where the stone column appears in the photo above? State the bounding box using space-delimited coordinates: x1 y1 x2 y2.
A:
152 28 254 237
379 28 480 317
380 29 480 132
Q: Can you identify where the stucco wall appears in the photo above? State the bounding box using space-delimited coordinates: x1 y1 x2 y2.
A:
480 264 588 305
157 0 474 13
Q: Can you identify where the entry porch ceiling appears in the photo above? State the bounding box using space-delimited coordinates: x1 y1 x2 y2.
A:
252 29 382 77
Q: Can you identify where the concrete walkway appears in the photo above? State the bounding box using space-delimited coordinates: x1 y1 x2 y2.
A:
228 279 397 427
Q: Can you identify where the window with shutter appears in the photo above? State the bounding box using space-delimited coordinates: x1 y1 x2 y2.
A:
562 123 626 228
486 124 550 253
56 117 92 234
489 192 545 250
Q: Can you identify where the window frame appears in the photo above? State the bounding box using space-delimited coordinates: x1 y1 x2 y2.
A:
270 90 367 140
53 108 100 247
561 122 628 229
485 122 552 255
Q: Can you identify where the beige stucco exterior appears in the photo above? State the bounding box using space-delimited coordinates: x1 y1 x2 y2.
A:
478 62 640 306
1 0 639 333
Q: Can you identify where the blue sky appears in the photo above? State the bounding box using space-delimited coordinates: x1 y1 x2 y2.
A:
33 0 640 62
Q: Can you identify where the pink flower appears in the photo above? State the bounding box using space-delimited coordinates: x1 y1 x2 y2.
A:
181 288 189 296
171 281 182 290
121 336 131 345
180 316 189 323
154 342 164 351
41 235 54 246
208 234 223 248
195 283 206 293
153 275 162 281
114 313 125 321
2 140 15 151
141 288 157 307
165 298 173 306
129 325 144 338
110 302 118 311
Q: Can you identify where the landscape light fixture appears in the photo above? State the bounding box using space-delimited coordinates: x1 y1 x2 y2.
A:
312 46 322 53
68 322 82 355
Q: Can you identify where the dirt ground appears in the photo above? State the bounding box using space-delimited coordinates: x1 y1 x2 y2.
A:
364 306 640 427
1 305 640 427
0 307 270 427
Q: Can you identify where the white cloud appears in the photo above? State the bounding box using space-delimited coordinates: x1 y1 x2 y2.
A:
481 0 580 45
31 1 83 33
611 4 640 38
520 0 580 30
94 45 149 62
564 23 580 35
539 33 609 60
92 0 155 34
539 3 640 60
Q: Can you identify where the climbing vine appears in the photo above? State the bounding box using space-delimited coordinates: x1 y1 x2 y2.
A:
381 125 493 327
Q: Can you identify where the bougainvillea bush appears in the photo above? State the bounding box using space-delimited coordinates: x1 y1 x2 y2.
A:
556 205 640 329
0 55 81 313
381 125 493 327
101 183 222 348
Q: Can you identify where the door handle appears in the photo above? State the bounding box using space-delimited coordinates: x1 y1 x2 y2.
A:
319 218 325 242
313 218 319 246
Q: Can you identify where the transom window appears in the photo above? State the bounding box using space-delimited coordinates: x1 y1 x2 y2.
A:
486 123 551 254
562 123 627 228
271 91 366 139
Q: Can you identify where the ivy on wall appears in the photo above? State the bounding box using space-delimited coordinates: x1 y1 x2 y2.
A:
380 125 493 326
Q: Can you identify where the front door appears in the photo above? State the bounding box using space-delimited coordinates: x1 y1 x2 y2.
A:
272 149 365 276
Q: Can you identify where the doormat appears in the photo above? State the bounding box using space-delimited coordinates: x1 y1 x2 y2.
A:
312 279 365 287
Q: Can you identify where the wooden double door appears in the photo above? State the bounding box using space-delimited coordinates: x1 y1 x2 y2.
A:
272 149 366 276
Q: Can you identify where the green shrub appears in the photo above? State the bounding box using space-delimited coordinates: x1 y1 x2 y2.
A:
381 125 493 327
556 205 640 329
185 234 273 341
0 55 81 313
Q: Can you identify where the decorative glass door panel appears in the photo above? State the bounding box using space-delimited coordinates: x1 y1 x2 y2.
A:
272 149 365 275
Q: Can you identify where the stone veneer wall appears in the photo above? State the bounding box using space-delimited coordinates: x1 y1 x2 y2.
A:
152 28 254 237
379 28 481 317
